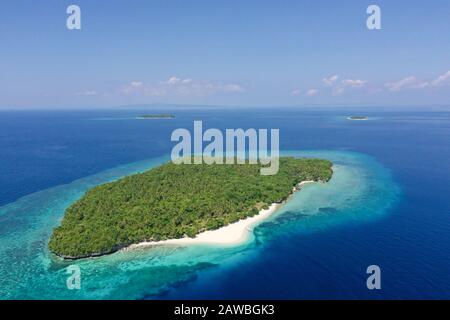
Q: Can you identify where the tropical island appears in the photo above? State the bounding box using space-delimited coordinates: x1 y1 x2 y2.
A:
48 157 333 259
347 116 369 120
137 114 175 119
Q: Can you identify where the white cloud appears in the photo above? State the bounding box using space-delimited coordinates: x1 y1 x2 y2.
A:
223 84 244 93
385 76 427 92
181 78 193 84
130 81 143 87
293 75 367 97
306 89 319 96
291 88 319 97
322 75 339 86
341 79 367 88
332 87 345 96
121 77 244 97
76 90 98 96
332 78 367 95
166 76 181 85
320 75 367 95
430 70 450 87
296 70 450 98
385 71 450 92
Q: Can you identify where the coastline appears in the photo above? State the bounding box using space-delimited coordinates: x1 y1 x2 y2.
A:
124 180 315 251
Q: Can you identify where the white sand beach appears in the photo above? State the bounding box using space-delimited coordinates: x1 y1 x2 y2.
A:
125 180 315 251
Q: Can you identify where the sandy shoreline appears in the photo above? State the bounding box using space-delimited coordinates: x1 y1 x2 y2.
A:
124 180 315 251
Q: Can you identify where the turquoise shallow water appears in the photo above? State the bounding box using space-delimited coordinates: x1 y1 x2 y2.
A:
0 150 399 299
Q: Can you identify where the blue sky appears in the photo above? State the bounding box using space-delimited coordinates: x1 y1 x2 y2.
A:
0 0 449 108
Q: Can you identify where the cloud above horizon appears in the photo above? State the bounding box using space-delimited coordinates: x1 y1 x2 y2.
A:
292 70 450 99
291 74 367 97
292 88 319 97
385 71 450 92
305 89 319 96
430 71 450 87
322 75 339 86
76 90 98 96
74 71 450 104
332 78 367 95
121 76 245 97
385 76 428 92
293 75 367 97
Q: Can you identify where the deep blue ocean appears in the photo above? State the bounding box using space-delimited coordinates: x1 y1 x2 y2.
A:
0 107 449 299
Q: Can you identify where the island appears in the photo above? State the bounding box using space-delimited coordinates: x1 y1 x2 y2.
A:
347 116 369 120
48 157 333 259
137 114 175 119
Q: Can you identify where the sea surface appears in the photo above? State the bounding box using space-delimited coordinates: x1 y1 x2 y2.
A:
0 107 449 299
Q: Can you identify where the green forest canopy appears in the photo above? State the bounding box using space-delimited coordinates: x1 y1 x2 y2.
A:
49 157 333 259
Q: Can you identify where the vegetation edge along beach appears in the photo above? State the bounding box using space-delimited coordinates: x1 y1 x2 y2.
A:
48 157 333 259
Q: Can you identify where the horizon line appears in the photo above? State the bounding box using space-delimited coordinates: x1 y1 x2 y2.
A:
1 102 450 111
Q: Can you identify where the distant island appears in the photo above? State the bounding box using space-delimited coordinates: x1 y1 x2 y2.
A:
137 114 175 119
48 157 333 259
347 116 369 120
